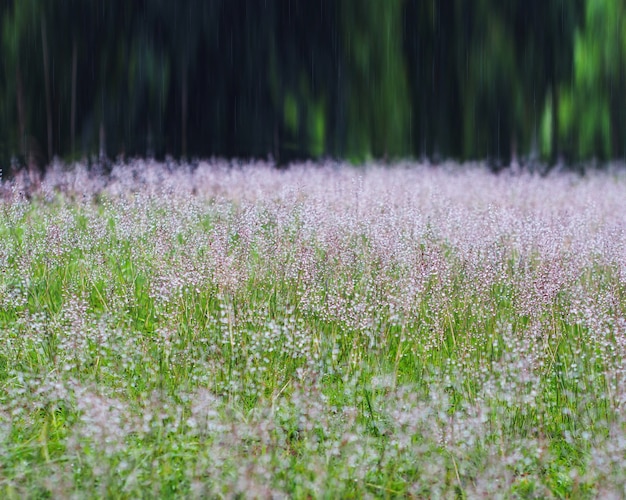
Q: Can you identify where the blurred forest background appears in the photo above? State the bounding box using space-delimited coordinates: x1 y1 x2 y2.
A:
0 0 625 171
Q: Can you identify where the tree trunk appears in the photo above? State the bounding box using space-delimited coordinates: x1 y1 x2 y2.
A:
71 40 77 157
181 66 188 158
41 16 53 164
16 64 26 159
550 80 559 165
99 122 106 161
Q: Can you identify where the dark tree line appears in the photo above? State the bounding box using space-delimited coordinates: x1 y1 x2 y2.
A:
0 0 624 172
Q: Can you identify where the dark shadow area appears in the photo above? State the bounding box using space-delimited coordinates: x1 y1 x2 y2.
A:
2 0 624 175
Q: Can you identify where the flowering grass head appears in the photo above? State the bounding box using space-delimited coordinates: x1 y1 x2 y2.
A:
0 160 625 497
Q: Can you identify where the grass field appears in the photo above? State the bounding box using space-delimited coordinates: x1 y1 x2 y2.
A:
2 160 626 498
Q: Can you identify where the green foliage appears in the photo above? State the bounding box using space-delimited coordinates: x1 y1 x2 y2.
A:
340 0 410 160
557 0 626 160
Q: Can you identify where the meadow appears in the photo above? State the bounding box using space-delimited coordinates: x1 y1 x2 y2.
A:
1 160 626 498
